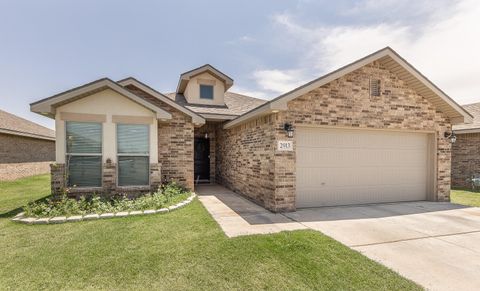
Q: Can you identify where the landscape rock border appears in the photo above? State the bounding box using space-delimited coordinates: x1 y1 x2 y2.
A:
11 193 197 225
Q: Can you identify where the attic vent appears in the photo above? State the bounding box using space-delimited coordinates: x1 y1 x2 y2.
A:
370 79 381 96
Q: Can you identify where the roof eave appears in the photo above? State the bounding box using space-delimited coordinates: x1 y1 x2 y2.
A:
118 77 205 125
0 128 55 141
31 78 172 121
224 47 473 129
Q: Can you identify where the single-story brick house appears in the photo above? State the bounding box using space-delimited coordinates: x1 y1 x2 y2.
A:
30 47 472 212
452 103 480 188
0 109 55 181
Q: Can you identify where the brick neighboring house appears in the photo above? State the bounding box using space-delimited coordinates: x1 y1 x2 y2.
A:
0 109 55 181
30 47 472 212
452 103 480 188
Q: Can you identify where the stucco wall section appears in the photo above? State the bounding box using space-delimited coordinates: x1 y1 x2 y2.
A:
54 89 158 164
125 85 195 190
452 133 480 188
184 72 226 105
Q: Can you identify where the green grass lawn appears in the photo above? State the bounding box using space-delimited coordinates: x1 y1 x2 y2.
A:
0 175 420 290
0 174 51 217
451 189 480 207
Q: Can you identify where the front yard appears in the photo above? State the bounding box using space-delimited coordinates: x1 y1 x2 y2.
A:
0 175 419 290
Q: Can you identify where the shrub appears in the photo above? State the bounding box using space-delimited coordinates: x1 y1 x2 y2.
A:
23 182 191 218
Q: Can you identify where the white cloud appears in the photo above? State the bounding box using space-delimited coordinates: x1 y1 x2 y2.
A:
253 69 307 94
252 0 480 104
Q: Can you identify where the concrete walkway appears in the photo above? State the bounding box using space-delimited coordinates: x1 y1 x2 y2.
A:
196 184 306 237
197 184 480 291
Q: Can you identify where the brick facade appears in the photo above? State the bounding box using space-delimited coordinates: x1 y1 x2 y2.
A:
216 116 276 209
0 133 54 163
0 133 55 180
125 85 195 190
452 133 480 188
0 161 51 181
217 61 452 212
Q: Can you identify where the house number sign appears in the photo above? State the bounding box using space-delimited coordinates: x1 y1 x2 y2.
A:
277 140 293 151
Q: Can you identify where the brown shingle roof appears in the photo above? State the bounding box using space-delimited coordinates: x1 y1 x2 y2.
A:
0 109 55 140
453 102 480 132
165 92 267 117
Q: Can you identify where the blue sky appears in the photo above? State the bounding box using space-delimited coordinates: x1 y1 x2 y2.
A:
1 0 479 129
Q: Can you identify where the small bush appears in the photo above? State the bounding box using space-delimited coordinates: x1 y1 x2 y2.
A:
23 182 191 218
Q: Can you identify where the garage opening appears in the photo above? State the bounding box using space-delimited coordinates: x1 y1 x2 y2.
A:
296 127 435 208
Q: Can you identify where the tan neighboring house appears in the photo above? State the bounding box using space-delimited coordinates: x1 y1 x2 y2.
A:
30 47 471 212
0 109 55 181
452 103 480 188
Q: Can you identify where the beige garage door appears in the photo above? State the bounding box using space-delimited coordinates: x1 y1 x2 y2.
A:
296 127 430 208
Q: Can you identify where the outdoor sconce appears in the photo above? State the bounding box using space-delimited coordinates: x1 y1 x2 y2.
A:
284 123 294 138
444 131 457 144
204 132 209 139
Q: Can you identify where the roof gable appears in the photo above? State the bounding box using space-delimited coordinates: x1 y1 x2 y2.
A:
117 77 205 125
224 47 473 129
30 78 172 120
176 64 234 94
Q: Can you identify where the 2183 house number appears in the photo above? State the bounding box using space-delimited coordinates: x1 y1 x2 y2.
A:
277 141 293 151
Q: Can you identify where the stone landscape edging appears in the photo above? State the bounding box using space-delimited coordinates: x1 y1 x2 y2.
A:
11 192 197 225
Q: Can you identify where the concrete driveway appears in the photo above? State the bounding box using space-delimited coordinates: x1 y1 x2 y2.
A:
197 185 480 291
284 202 480 291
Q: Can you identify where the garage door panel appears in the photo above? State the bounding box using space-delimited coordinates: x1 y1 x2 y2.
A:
297 127 428 150
296 127 429 208
297 184 427 207
297 166 426 188
297 147 427 168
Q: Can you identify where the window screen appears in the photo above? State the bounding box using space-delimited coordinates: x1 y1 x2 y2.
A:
66 121 102 187
117 124 149 186
199 84 214 99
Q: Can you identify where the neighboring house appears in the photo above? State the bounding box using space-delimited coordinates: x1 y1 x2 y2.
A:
30 47 471 212
0 109 55 181
452 103 480 188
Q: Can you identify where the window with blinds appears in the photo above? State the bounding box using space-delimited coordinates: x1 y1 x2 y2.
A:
66 121 102 187
117 124 149 186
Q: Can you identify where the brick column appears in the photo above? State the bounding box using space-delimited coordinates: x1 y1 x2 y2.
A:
50 163 65 196
103 160 116 195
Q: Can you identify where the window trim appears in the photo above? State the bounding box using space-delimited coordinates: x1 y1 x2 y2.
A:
115 123 150 187
65 121 103 188
199 84 214 99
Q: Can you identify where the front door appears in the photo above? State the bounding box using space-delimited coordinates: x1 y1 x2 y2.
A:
194 137 210 182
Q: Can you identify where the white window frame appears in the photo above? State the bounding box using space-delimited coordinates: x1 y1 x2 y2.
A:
199 84 214 99
116 123 150 187
65 121 103 188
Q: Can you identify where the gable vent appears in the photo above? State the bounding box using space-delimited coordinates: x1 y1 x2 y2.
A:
370 79 381 96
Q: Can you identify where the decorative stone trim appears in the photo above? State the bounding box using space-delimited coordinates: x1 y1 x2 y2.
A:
12 193 196 225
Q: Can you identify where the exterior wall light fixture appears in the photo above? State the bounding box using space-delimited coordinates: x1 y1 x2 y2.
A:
284 123 294 138
444 131 456 144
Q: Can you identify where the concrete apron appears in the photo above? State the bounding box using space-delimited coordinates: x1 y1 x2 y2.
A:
197 185 480 291
284 202 480 291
